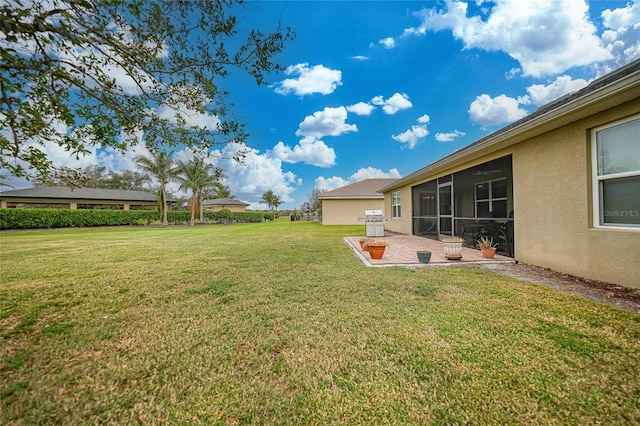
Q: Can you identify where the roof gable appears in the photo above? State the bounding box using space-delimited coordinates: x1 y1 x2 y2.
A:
319 178 400 199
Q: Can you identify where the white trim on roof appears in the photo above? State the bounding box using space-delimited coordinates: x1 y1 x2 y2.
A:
318 195 385 200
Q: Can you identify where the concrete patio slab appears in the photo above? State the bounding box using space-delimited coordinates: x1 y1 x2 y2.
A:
344 234 515 268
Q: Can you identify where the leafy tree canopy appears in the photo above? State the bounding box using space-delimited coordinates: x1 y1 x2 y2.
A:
39 164 152 190
306 187 323 212
205 182 234 200
0 0 294 182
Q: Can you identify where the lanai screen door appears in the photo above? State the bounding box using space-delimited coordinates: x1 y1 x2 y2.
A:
438 176 453 236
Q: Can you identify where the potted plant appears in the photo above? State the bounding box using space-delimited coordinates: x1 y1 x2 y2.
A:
477 236 497 259
365 239 388 259
359 238 373 251
417 251 431 263
442 236 464 260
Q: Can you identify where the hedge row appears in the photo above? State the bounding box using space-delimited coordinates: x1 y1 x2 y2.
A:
0 208 266 230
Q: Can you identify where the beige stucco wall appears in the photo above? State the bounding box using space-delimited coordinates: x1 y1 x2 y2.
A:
513 101 640 288
321 198 384 225
385 99 640 288
383 187 413 234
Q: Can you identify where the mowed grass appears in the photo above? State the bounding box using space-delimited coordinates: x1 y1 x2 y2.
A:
1 220 639 424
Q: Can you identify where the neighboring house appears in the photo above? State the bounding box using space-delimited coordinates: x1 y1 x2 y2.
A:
380 59 640 288
319 178 399 225
202 197 249 212
0 186 166 210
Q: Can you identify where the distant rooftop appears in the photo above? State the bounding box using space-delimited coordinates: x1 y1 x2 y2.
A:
202 197 249 206
318 178 400 199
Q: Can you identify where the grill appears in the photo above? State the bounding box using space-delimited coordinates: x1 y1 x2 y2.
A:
358 209 388 237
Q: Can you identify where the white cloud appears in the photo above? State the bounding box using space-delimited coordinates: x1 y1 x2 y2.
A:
272 63 342 96
417 114 430 124
210 143 300 209
600 1 640 68
347 102 375 116
313 176 348 192
350 167 402 182
371 93 413 115
435 130 466 142
505 68 521 80
154 104 220 131
409 0 612 77
270 137 336 167
314 167 402 192
351 55 370 61
468 94 528 127
379 37 396 49
35 139 98 171
296 106 357 138
97 144 146 172
526 75 589 105
392 125 428 149
391 114 430 149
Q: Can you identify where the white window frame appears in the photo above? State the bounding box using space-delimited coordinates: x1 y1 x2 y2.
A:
591 114 640 230
391 191 401 218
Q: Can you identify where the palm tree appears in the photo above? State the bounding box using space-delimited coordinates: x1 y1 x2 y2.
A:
210 183 234 199
261 189 283 213
175 157 222 226
135 150 175 226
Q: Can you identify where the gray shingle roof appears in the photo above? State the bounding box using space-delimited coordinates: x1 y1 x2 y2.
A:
0 186 160 202
318 178 400 199
202 197 249 206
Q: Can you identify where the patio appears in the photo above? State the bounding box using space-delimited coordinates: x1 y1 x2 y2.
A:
344 234 514 268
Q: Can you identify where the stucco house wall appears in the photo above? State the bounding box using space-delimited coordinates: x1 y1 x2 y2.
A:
201 198 249 212
383 186 413 234
321 198 383 225
384 97 640 288
319 178 399 225
512 101 639 288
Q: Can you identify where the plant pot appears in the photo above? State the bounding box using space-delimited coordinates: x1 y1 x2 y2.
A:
360 238 373 251
481 247 497 259
442 237 463 260
367 244 386 259
417 251 431 263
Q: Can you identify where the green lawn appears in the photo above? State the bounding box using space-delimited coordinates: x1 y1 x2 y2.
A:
1 220 639 424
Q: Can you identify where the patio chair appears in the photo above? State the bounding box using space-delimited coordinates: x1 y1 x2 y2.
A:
495 212 514 257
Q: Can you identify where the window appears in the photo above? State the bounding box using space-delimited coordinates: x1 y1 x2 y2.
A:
392 191 401 218
592 115 640 228
475 178 508 218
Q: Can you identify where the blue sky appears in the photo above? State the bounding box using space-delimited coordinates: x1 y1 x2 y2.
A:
5 0 640 209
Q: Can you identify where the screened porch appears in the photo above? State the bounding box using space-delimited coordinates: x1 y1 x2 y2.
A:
411 155 514 257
